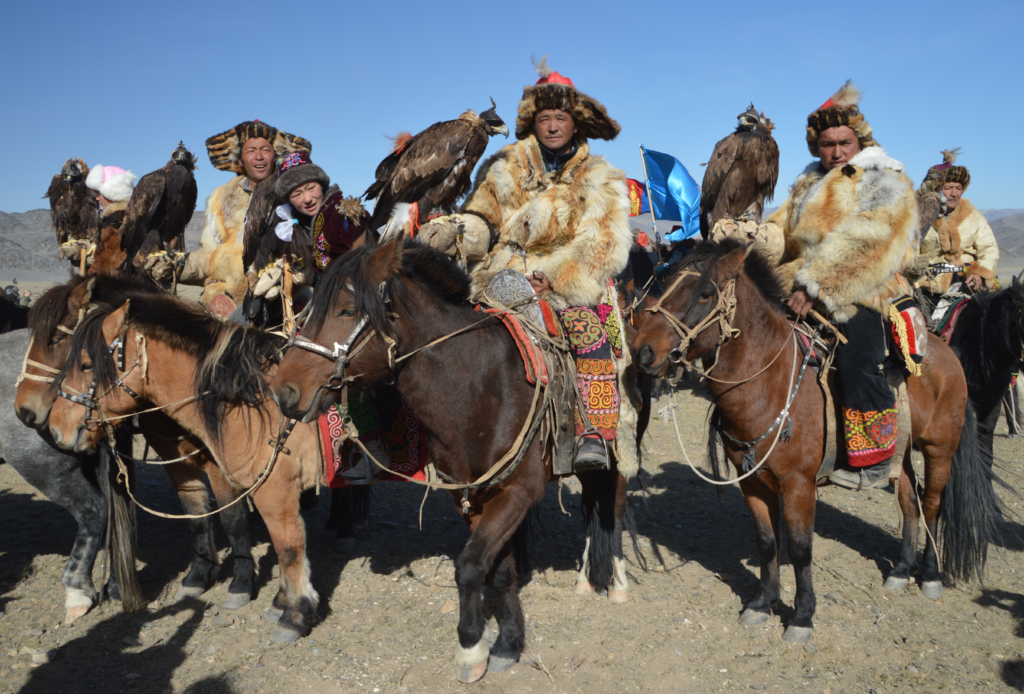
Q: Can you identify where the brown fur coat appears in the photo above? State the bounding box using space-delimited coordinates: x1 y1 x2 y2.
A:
463 135 632 310
771 147 918 323
199 175 251 304
918 199 999 293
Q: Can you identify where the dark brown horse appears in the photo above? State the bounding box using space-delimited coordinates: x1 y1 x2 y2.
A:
270 237 642 682
631 239 1001 642
44 288 323 643
15 274 257 611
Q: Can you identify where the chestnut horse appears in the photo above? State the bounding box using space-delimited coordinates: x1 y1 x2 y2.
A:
631 239 1001 642
45 289 323 643
271 237 643 683
15 274 256 611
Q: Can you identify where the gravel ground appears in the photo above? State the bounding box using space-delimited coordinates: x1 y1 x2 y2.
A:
1 380 1023 693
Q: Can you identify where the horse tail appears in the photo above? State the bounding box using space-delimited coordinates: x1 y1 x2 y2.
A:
940 401 1004 584
706 406 727 494
584 468 615 591
99 439 144 611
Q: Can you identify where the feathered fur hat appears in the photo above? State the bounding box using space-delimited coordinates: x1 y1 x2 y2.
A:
85 164 136 202
805 80 878 157
514 56 620 141
205 120 312 173
917 148 970 195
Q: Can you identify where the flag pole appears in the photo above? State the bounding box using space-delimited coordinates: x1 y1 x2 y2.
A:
639 144 661 252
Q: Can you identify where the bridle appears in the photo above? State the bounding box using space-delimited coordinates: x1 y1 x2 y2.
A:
56 327 147 431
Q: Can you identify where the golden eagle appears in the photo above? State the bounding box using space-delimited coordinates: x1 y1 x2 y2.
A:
363 100 509 232
700 104 779 238
120 142 198 272
44 158 99 247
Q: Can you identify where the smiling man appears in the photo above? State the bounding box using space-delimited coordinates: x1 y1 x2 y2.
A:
178 120 311 312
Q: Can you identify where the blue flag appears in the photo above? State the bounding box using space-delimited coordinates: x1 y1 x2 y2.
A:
641 145 701 242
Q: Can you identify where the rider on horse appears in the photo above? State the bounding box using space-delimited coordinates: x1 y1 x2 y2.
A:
772 81 922 490
914 149 999 302
82 164 135 272
421 58 634 468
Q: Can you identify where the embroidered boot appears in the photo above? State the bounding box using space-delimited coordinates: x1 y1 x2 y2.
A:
829 461 891 491
574 436 609 471
342 438 391 485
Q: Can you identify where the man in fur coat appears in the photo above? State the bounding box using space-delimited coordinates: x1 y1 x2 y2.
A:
421 59 634 469
915 149 999 297
178 120 311 313
771 81 920 490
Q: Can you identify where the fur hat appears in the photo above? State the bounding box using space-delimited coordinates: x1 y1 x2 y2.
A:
275 151 330 199
205 120 312 173
805 80 878 157
917 148 970 195
514 56 620 141
85 164 136 202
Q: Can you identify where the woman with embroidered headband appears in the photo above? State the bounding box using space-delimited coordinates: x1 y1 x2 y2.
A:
771 81 922 490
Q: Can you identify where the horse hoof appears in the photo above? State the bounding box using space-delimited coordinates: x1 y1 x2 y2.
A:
920 581 944 600
222 593 251 611
573 580 594 595
608 589 629 604
488 655 518 673
64 605 90 624
456 640 490 684
883 576 909 592
335 537 356 552
738 609 770 626
175 585 205 601
782 626 813 643
270 626 302 644
264 606 284 622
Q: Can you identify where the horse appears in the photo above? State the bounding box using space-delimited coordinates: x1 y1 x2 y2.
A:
630 239 1001 642
270 236 645 682
0 298 28 333
0 328 141 622
945 277 1024 472
14 274 258 610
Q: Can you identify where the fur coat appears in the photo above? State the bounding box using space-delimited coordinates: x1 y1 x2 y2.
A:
917 199 999 293
199 175 251 304
462 135 632 311
771 146 919 323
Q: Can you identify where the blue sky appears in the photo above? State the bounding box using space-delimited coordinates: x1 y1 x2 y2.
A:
3 0 1020 214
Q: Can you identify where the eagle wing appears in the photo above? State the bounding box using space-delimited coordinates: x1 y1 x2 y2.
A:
161 164 198 252
45 174 98 246
916 191 943 238
243 176 280 272
700 134 741 237
119 168 167 265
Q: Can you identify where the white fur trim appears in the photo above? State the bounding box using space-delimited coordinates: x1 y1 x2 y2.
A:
849 146 904 172
85 165 104 192
100 170 136 202
64 586 95 610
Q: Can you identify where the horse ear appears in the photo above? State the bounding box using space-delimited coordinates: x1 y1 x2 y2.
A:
107 300 130 336
365 232 404 282
68 276 97 313
716 245 748 281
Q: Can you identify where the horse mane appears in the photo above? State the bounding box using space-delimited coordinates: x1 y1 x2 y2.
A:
948 285 1024 389
674 238 788 314
305 237 471 339
57 283 284 444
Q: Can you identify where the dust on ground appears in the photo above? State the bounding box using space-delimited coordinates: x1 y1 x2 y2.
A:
1 380 1023 693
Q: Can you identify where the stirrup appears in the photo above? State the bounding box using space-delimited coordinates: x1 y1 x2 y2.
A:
342 440 390 485
573 430 610 472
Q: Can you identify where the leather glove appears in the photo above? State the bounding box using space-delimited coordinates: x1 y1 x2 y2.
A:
144 252 178 282
253 260 284 298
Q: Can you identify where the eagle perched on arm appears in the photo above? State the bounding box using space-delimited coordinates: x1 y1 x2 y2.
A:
363 99 509 232
120 142 198 273
44 158 99 247
699 104 779 238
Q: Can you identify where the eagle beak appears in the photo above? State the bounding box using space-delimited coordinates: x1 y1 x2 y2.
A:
495 124 510 139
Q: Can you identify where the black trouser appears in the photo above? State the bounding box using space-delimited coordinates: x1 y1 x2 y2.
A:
835 308 898 467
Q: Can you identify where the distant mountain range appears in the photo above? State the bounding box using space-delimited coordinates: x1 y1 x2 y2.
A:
1 206 1022 279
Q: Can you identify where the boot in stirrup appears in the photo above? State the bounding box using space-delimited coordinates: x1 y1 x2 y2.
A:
342 438 391 485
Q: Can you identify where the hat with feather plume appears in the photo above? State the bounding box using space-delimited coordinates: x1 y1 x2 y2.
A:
205 120 312 174
805 80 878 157
917 148 970 195
514 56 620 141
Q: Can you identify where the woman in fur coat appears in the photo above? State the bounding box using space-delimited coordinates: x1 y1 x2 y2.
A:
771 82 920 490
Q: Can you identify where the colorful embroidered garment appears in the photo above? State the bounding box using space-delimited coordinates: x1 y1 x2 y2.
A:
560 306 619 439
842 407 898 467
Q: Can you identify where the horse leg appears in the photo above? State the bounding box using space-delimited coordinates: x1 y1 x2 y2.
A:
205 465 255 610
737 478 781 627
454 487 532 683
253 477 318 643
920 443 953 600
574 469 615 596
484 540 525 672
608 471 629 603
884 453 919 592
159 462 219 601
331 487 357 551
976 402 1000 471
781 478 817 643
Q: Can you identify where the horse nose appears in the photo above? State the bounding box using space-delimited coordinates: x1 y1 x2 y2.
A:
17 406 37 429
277 384 301 416
638 344 655 367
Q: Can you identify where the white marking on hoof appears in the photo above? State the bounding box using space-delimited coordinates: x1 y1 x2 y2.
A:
174 585 205 601
738 609 770 626
221 593 250 611
573 579 594 595
488 654 518 673
782 625 813 643
63 587 95 624
456 639 489 683
920 580 943 600
335 537 356 552
883 576 909 592
64 605 90 624
264 606 284 622
270 626 302 644
608 589 629 604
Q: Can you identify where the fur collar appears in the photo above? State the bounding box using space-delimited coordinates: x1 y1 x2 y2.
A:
932 198 976 258
793 146 904 186
519 134 592 186
101 200 127 219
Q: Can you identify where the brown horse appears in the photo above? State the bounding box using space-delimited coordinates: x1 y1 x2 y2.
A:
44 287 322 643
15 274 258 611
270 237 642 682
631 239 1001 642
